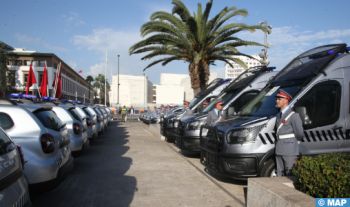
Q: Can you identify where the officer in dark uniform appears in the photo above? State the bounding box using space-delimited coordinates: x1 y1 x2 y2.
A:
275 89 304 176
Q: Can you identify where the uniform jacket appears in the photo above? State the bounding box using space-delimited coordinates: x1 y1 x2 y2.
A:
206 109 221 126
275 111 304 156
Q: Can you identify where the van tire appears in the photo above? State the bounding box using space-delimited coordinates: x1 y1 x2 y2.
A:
260 159 276 177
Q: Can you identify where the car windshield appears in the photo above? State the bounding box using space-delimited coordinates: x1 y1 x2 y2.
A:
239 85 302 117
34 109 64 131
203 91 238 113
0 128 13 155
83 107 96 117
69 108 85 121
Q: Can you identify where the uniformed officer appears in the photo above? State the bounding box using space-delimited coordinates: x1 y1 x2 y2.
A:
275 89 304 176
206 100 223 126
183 100 193 115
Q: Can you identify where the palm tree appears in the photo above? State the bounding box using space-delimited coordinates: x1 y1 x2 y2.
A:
130 0 270 95
86 75 94 103
93 74 110 104
0 41 14 97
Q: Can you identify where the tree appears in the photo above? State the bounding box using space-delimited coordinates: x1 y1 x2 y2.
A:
130 0 270 95
86 75 94 103
0 41 15 97
92 74 110 105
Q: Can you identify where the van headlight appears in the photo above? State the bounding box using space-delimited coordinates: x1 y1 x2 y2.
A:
226 128 257 144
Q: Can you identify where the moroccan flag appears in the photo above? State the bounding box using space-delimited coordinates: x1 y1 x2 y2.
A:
52 66 62 98
40 63 48 96
25 63 37 95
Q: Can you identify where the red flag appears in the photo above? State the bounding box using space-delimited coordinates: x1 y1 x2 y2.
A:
25 63 37 95
40 63 48 96
52 66 62 98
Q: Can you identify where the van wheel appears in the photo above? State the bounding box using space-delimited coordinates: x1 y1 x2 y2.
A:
260 159 277 177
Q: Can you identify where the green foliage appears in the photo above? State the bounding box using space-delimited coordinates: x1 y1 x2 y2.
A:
292 153 350 198
86 75 94 84
0 51 8 97
130 0 269 92
92 74 110 104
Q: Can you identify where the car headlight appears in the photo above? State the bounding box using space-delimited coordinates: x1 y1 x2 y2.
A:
226 128 257 144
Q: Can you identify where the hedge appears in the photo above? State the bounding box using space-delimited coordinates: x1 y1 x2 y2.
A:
292 153 350 198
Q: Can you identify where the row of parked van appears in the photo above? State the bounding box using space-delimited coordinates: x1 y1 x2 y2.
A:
0 99 113 206
161 44 350 180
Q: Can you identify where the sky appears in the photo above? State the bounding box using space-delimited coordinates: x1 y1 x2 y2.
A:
1 0 350 84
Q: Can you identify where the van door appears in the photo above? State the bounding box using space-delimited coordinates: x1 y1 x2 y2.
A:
294 80 344 154
338 70 350 152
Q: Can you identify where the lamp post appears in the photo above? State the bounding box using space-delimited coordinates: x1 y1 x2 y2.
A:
105 50 107 106
259 21 272 66
117 54 120 106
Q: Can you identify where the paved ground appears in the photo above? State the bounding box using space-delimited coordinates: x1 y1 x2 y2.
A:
32 121 246 207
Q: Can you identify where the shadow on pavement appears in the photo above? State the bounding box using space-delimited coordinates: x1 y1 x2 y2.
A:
32 120 137 207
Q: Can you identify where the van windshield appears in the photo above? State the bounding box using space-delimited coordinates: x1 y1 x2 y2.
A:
203 91 238 113
189 79 222 109
239 85 302 117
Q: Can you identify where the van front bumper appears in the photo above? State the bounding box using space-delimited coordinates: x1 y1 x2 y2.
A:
200 147 265 180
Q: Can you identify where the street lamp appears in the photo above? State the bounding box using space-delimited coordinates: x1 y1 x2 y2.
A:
258 21 272 66
117 54 120 105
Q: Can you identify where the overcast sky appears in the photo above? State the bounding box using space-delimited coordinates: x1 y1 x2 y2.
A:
1 0 350 84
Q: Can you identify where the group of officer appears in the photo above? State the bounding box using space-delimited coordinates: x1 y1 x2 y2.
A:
183 89 304 177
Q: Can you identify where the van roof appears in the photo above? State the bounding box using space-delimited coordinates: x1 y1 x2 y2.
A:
271 44 348 87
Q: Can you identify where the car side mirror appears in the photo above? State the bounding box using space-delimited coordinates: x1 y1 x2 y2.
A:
295 106 312 125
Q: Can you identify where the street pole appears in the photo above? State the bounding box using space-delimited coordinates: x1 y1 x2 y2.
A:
105 50 107 106
117 54 120 106
259 21 272 66
144 72 146 110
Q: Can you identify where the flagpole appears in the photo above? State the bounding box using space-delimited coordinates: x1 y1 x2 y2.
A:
53 62 61 98
34 62 42 99
46 61 49 97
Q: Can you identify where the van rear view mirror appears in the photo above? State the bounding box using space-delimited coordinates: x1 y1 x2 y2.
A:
295 106 312 125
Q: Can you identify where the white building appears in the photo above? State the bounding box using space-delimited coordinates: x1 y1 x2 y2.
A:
155 85 184 105
224 55 263 79
155 72 217 106
110 74 153 108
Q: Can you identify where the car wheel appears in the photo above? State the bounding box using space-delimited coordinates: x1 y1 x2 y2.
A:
260 159 277 177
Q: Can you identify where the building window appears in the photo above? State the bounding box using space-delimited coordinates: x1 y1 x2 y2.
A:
23 73 28 86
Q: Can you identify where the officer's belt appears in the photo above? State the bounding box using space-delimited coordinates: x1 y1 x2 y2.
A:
278 133 295 139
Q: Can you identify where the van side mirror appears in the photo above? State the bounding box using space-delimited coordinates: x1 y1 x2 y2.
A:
295 106 312 125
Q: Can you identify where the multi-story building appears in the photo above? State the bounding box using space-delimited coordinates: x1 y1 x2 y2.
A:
154 72 218 106
224 55 263 79
6 48 93 103
110 74 153 108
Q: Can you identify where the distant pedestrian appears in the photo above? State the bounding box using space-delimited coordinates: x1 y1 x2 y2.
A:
274 89 304 176
130 106 135 115
121 105 128 122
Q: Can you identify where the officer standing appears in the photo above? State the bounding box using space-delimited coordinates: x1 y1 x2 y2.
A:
275 89 304 176
206 101 223 126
